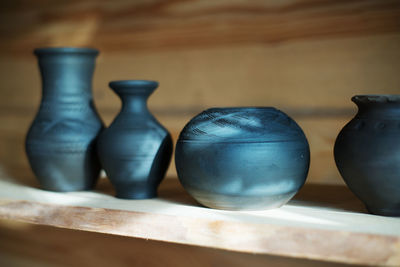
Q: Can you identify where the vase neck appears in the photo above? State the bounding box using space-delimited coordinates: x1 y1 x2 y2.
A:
353 95 400 118
120 94 150 114
110 80 158 114
36 50 98 102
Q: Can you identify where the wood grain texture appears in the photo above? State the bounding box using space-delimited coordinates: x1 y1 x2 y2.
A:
0 1 400 182
1 34 400 111
0 177 399 266
1 0 400 54
1 33 398 185
0 220 348 267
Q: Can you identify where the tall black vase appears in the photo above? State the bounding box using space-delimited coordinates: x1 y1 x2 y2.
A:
25 47 103 191
97 80 173 199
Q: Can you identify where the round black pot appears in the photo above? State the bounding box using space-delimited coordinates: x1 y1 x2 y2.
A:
334 95 400 216
97 80 173 199
175 107 310 210
25 47 103 191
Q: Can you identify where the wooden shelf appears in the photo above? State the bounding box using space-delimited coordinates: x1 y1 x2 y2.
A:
0 173 399 266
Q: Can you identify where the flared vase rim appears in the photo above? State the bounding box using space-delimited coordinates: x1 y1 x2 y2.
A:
109 80 159 90
34 47 99 56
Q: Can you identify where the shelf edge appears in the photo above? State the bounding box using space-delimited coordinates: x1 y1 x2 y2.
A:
0 199 399 266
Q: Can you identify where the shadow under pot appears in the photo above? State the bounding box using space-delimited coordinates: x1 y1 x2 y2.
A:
25 47 104 191
97 80 173 199
334 95 400 216
175 107 310 210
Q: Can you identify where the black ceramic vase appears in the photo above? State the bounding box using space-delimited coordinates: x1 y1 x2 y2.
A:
97 80 173 199
175 107 310 210
334 95 400 216
25 47 103 191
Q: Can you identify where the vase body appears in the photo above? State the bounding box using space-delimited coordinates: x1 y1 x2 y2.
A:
334 95 400 216
25 47 103 191
97 80 173 199
175 107 310 210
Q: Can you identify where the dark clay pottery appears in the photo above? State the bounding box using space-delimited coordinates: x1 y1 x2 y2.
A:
175 107 310 210
25 47 103 191
97 80 173 199
334 95 400 216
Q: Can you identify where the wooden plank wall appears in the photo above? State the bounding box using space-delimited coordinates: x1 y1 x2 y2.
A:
1 0 400 185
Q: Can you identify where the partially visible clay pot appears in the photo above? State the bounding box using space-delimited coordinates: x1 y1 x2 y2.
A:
334 95 400 216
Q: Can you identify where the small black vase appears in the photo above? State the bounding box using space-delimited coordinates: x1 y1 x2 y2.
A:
334 95 400 216
97 80 173 199
175 107 310 210
25 47 103 191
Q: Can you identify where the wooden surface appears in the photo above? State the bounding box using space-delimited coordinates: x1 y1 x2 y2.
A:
1 0 400 184
0 172 399 266
1 0 400 110
0 220 350 267
1 0 400 54
2 34 400 110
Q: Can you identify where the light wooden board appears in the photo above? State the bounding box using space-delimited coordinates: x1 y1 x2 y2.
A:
0 175 399 266
0 220 348 267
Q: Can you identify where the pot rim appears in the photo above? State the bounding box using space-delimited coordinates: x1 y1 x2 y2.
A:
352 94 400 104
34 47 99 55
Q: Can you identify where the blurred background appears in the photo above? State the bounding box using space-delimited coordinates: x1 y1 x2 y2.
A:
1 0 400 185
0 0 399 266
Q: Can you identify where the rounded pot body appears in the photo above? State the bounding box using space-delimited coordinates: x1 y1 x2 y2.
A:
334 95 400 216
175 107 310 210
97 80 173 199
25 47 103 191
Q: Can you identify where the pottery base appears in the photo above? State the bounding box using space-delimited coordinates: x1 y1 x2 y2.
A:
366 206 400 217
28 160 100 192
115 186 157 200
187 188 297 211
40 184 96 192
27 153 100 192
